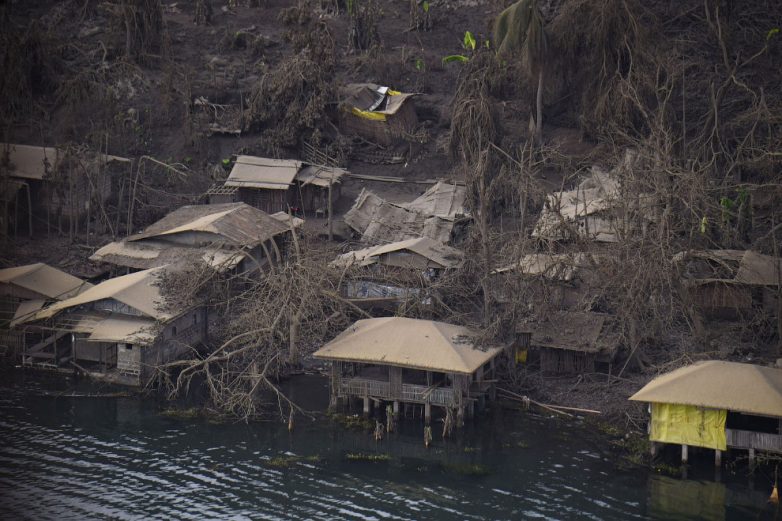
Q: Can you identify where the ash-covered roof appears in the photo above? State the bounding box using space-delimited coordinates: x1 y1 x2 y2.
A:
0 263 93 300
332 237 463 269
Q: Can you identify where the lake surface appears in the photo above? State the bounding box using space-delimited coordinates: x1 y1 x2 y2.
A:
0 371 778 520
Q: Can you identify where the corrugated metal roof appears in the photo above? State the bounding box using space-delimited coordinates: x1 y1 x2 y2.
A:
88 316 158 345
224 156 301 189
127 202 289 246
523 311 619 354
90 240 246 272
629 361 782 417
313 317 502 374
333 237 463 269
0 143 59 180
0 263 93 300
295 165 347 188
31 267 174 322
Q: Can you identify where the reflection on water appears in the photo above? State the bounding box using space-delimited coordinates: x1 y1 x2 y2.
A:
0 372 777 520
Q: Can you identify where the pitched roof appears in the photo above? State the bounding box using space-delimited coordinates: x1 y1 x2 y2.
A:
87 316 158 345
0 143 129 181
629 361 782 417
313 317 502 374
332 237 464 269
403 181 467 220
674 249 782 286
127 202 289 246
523 311 620 354
225 156 301 189
30 267 174 322
0 263 92 300
90 240 247 272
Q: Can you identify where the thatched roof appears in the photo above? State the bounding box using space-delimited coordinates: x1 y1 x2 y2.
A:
630 361 782 418
313 317 502 374
0 263 92 300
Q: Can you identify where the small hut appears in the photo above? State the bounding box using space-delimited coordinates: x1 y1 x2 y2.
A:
673 249 781 320
0 143 130 237
339 83 417 145
16 266 206 387
518 311 620 375
314 317 505 425
630 361 782 465
0 263 92 358
207 156 345 216
331 237 463 310
90 202 293 276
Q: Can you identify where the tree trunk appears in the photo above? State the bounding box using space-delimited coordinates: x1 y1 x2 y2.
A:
535 68 544 146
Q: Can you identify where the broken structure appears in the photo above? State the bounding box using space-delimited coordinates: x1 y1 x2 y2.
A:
314 317 505 425
207 156 346 215
16 266 206 387
344 181 468 244
339 83 417 145
630 361 782 465
90 202 293 275
0 263 92 359
331 237 463 310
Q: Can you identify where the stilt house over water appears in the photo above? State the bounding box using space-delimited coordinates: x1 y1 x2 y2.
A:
15 266 206 387
630 361 782 466
0 263 92 359
314 317 505 425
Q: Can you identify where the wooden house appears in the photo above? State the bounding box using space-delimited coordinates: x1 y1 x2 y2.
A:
630 361 782 465
339 83 418 145
314 317 505 425
674 249 781 321
0 143 130 237
90 202 294 276
207 156 345 216
331 237 463 310
0 263 92 359
15 266 206 387
517 311 620 375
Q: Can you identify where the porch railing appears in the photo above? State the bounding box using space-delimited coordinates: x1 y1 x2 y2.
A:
726 428 782 453
338 377 458 407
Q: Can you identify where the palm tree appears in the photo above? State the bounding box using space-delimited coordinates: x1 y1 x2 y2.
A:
493 0 548 145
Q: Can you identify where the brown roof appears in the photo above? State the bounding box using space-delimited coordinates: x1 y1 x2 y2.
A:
0 143 129 181
225 156 301 190
0 263 92 300
629 361 782 417
492 253 592 281
29 267 176 322
313 317 502 374
127 202 289 246
296 165 347 188
524 311 620 354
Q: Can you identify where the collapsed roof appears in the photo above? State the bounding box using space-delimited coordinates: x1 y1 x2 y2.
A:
91 203 291 271
313 317 502 375
344 182 468 244
223 155 347 190
340 83 416 118
492 252 594 282
673 249 782 286
332 237 464 270
630 360 782 418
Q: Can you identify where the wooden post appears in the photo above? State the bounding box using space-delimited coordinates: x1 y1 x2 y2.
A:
457 406 464 428
467 401 474 419
681 444 688 464
715 449 722 467
393 400 400 420
650 441 658 457
363 396 370 417
424 403 431 425
327 179 333 241
26 184 32 237
749 448 756 470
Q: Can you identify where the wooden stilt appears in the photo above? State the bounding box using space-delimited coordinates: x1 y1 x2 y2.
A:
749 448 756 470
715 449 722 467
393 400 399 420
363 396 370 417
681 444 688 464
424 403 431 425
650 441 658 457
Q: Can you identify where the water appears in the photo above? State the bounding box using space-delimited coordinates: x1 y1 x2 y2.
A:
0 372 778 520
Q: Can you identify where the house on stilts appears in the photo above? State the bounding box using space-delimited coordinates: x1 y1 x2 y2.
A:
630 360 782 466
15 266 206 387
0 263 92 360
314 317 505 425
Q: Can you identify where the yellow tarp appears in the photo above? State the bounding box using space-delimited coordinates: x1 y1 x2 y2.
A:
349 90 402 121
650 403 727 450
